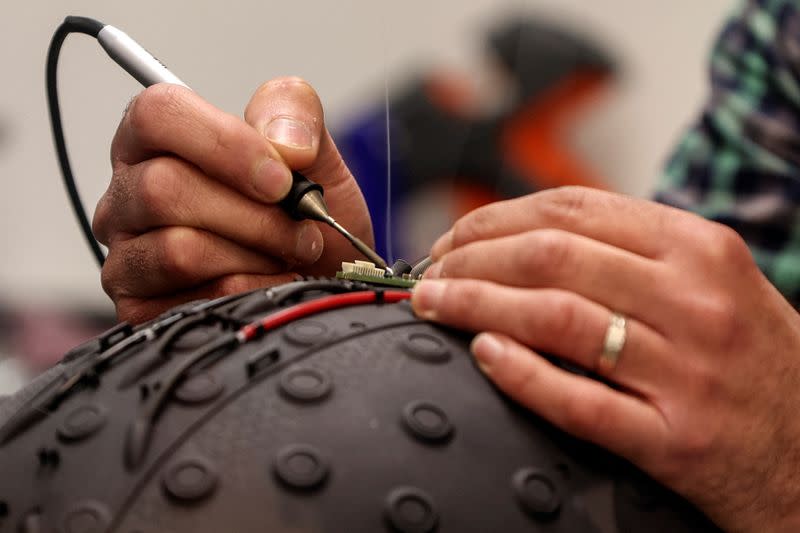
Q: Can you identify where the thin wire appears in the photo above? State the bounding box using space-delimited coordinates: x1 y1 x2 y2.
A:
383 4 394 265
126 289 411 466
47 18 107 267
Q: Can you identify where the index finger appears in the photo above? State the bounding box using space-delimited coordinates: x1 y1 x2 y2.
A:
432 186 702 260
112 83 291 203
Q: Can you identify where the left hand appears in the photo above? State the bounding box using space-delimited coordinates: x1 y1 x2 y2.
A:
411 186 800 533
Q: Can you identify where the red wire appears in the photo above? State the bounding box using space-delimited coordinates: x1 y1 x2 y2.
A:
239 290 411 341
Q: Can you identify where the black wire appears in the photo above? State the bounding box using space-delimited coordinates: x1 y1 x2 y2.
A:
125 332 239 469
47 16 107 267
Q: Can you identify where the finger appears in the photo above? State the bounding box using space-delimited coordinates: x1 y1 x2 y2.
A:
412 278 673 394
431 186 703 260
243 77 374 253
244 77 324 170
427 229 672 328
114 272 298 324
469 332 668 466
101 227 285 300
112 83 292 203
94 156 323 265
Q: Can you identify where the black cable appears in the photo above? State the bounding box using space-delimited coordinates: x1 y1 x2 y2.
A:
47 16 107 267
125 332 239 469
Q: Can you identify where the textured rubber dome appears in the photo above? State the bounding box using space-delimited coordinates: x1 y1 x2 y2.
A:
0 280 721 532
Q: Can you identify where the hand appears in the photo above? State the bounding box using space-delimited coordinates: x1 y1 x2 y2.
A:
411 186 800 532
94 78 373 323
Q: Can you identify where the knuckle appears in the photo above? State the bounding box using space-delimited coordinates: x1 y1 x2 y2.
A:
159 227 205 280
101 243 144 301
537 293 584 345
138 160 169 204
214 274 257 295
443 281 485 321
560 393 602 436
128 84 188 145
99 263 119 301
690 361 724 404
711 223 754 267
137 159 184 221
668 420 717 468
517 230 573 280
504 363 541 401
450 208 495 249
204 112 239 159
92 192 112 244
688 291 740 349
537 186 591 221
680 219 753 268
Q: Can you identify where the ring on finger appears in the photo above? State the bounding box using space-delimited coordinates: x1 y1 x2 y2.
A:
597 312 627 374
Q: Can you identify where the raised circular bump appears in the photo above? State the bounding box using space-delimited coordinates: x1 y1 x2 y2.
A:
162 456 218 502
57 404 107 442
60 501 110 533
384 486 438 533
512 467 562 518
172 325 217 351
400 333 450 364
401 401 453 443
283 320 331 346
273 444 329 490
174 371 224 405
279 367 332 403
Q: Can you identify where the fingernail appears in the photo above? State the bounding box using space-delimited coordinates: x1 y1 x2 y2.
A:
471 333 504 373
431 230 453 259
411 279 446 320
264 116 313 150
254 158 292 202
295 222 324 264
424 261 442 279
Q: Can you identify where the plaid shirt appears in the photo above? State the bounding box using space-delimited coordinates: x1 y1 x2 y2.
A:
656 0 800 306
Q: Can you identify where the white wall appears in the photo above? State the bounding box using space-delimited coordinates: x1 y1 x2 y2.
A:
0 0 733 310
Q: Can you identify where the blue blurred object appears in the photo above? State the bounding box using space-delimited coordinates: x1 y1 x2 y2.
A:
334 16 617 261
336 108 403 263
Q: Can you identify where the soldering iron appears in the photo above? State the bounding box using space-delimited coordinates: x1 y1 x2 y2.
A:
47 15 389 271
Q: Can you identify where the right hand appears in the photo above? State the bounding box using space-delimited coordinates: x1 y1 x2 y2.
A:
93 77 374 324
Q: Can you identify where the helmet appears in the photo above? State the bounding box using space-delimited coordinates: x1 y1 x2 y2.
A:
0 279 719 532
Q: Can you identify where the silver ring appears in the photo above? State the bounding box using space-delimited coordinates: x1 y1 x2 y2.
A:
598 313 627 373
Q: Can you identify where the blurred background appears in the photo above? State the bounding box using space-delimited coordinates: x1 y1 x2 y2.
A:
0 0 732 392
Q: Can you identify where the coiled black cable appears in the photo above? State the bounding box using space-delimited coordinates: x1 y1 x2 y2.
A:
46 16 107 267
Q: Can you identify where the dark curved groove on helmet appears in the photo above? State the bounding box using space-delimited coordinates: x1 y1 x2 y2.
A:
109 318 422 532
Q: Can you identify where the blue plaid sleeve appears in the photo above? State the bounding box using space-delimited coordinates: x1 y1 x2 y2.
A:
656 0 800 306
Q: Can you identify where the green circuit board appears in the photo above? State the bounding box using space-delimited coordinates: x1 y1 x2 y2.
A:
336 271 417 288
336 260 418 288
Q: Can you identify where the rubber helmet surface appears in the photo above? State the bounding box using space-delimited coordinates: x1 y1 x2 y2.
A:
0 280 720 532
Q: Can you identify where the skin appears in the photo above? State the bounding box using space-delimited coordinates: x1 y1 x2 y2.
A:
94 78 372 323
410 187 800 533
97 79 800 531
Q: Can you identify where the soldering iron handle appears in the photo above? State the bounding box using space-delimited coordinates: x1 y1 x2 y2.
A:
279 171 324 220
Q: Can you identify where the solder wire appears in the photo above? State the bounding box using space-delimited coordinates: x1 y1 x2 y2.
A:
383 5 394 266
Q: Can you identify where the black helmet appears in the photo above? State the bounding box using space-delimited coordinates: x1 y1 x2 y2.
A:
0 280 719 532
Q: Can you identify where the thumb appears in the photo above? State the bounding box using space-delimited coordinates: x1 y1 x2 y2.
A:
244 76 375 273
244 76 326 173
244 77 359 193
